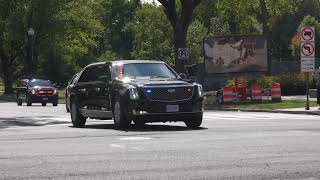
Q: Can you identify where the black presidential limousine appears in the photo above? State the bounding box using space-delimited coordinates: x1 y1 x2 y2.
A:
69 60 203 129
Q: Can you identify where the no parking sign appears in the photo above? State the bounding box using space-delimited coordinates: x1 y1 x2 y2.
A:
300 26 315 72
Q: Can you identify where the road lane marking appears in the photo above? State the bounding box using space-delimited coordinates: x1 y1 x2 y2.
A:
119 137 152 141
109 144 125 149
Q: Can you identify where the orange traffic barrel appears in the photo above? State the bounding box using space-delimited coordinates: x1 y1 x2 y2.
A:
271 83 282 102
223 87 235 105
251 85 262 103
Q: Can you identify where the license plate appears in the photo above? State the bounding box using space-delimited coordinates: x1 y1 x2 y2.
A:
42 97 48 101
166 105 179 112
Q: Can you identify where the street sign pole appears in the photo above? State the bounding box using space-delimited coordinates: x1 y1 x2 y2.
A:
300 26 315 110
306 72 310 110
177 48 190 73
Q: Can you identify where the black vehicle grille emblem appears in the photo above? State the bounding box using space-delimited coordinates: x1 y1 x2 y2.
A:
168 89 176 93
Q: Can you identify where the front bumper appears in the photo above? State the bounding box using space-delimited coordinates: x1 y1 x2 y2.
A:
128 99 203 122
30 94 58 103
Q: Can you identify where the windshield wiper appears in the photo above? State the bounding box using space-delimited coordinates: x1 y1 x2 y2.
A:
150 76 170 78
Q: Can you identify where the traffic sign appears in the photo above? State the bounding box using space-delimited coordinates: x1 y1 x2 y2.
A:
301 58 315 72
178 48 190 59
301 27 315 42
301 42 315 57
300 26 315 73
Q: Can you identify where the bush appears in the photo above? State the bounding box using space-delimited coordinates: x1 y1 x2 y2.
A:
224 73 313 95
225 76 276 89
275 73 313 95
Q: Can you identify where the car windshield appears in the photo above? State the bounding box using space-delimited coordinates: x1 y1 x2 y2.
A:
28 79 53 87
121 63 177 79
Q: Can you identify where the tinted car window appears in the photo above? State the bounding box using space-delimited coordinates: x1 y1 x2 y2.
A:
121 63 177 79
78 68 91 83
28 79 53 87
78 65 110 83
90 65 111 82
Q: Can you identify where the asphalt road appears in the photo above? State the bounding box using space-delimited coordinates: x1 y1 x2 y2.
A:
0 102 320 180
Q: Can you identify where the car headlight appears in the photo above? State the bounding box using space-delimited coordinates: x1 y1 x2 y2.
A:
196 84 203 97
129 87 139 100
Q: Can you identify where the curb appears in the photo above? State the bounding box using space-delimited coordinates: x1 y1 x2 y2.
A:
204 107 320 115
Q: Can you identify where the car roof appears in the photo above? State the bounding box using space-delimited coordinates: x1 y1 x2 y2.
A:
111 60 164 65
84 60 165 68
20 76 48 80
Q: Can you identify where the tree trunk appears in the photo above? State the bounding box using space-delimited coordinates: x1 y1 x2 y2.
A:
174 24 188 73
1 58 14 94
259 0 271 75
158 0 202 73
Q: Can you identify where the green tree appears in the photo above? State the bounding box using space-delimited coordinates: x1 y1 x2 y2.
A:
193 0 217 30
35 0 104 83
216 0 260 34
291 16 320 59
97 0 141 59
126 4 174 65
0 0 30 94
187 19 207 64
0 0 105 93
158 0 202 72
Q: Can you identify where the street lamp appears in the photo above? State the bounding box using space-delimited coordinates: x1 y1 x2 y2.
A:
27 28 35 76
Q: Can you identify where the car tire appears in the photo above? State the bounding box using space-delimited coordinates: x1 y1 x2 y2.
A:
66 100 70 112
17 98 22 106
70 99 86 128
17 101 22 106
53 101 58 106
26 95 32 106
184 113 203 128
42 103 47 106
133 117 145 127
113 100 131 129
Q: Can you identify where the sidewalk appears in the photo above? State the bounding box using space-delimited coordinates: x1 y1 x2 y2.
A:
204 95 320 115
242 107 320 115
1 94 320 116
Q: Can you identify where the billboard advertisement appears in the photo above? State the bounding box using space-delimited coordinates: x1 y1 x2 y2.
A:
204 36 268 74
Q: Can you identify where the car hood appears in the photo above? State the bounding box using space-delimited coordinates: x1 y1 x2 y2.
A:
31 86 56 90
125 78 193 87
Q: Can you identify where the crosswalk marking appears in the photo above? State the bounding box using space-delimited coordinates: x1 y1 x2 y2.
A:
204 111 320 121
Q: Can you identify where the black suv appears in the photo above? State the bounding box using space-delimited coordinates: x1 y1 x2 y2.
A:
16 78 59 106
69 60 203 129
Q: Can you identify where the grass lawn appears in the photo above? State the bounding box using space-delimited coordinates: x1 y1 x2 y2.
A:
58 89 65 101
205 99 318 110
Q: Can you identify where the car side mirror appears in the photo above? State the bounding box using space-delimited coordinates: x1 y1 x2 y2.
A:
179 73 188 79
185 64 197 77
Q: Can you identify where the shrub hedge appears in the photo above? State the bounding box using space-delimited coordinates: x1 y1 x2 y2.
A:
225 73 315 95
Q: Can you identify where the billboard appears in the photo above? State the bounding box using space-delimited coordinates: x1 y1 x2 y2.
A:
204 36 268 74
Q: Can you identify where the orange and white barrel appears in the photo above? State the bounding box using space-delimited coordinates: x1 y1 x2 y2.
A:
271 83 282 102
223 87 235 105
251 85 262 103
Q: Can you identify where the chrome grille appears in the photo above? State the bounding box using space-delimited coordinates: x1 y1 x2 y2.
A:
144 86 194 101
